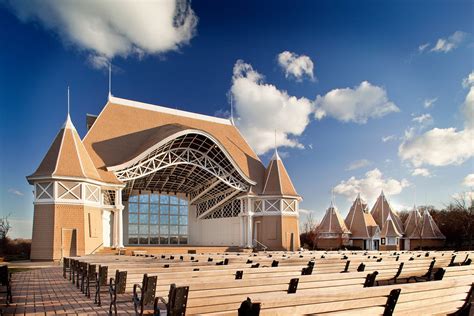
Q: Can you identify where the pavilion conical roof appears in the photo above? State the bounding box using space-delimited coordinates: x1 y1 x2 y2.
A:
420 210 445 239
381 213 402 238
344 194 379 238
261 149 298 196
317 202 351 235
404 205 422 238
27 115 102 183
370 191 404 234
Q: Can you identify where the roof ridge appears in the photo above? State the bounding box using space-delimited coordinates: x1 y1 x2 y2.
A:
109 95 233 126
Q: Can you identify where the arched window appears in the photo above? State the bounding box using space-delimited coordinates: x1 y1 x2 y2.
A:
127 192 188 245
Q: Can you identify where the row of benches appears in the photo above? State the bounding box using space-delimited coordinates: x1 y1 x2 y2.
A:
63 250 473 315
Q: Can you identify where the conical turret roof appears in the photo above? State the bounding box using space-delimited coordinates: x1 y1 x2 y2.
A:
381 213 402 238
27 115 102 183
371 191 404 234
317 202 351 235
262 149 298 196
404 205 422 238
344 194 379 238
420 210 445 239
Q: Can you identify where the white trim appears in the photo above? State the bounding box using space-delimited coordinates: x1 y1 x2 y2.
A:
52 122 66 175
106 129 256 186
27 175 125 188
109 96 232 126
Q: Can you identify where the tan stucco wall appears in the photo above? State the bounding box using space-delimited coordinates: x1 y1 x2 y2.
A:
31 203 88 261
30 204 55 261
352 239 365 249
253 215 300 251
380 244 399 251
282 215 300 250
83 206 103 254
316 238 343 250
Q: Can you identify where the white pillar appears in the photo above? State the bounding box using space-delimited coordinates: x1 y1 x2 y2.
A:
246 215 253 248
115 189 124 248
112 210 118 248
239 215 244 247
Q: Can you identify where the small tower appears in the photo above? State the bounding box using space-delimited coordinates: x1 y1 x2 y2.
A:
253 147 301 250
380 213 403 250
416 209 446 249
26 113 106 260
344 194 380 250
371 191 404 234
316 200 351 249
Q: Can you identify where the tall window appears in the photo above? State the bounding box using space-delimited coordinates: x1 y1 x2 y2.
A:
128 193 188 245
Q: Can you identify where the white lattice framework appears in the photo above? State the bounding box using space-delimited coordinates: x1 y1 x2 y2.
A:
110 132 253 219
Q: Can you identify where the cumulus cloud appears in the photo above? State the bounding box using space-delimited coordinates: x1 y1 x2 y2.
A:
463 174 474 187
346 159 372 171
411 168 431 177
424 97 438 108
431 31 467 53
382 135 396 142
334 168 410 203
314 81 399 123
231 60 313 155
399 71 474 167
463 71 474 129
8 188 24 196
277 51 314 81
399 128 474 167
5 0 198 68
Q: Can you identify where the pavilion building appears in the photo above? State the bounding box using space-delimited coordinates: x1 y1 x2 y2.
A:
315 201 351 249
344 194 380 250
380 213 403 251
27 95 301 261
370 191 404 234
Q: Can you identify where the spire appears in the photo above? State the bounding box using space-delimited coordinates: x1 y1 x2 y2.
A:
67 85 70 117
108 62 112 100
229 93 235 125
271 129 280 161
63 86 73 129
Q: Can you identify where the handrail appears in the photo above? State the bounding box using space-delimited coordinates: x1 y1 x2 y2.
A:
253 239 268 251
88 242 104 255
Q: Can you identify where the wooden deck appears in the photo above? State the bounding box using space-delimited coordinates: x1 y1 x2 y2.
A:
1 267 138 315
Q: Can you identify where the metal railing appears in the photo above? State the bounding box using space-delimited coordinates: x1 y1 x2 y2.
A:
253 239 268 251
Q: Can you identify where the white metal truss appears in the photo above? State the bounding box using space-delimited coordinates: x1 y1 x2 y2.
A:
204 199 241 219
196 189 241 219
115 146 248 192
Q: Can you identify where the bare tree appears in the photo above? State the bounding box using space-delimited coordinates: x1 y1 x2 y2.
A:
0 214 12 240
452 192 474 249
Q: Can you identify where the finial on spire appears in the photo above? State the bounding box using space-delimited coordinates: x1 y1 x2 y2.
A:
108 62 112 100
330 188 335 207
229 93 234 125
67 85 70 116
272 129 280 160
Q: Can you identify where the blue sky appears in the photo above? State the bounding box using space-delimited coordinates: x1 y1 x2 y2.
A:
1 0 473 238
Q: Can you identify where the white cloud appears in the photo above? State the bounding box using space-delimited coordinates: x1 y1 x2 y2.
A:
334 168 410 203
463 174 474 187
346 159 372 171
314 81 399 124
399 71 474 167
462 71 474 129
277 51 314 81
5 0 198 67
431 31 467 53
8 218 33 239
382 135 396 142
8 188 24 196
231 60 313 155
412 113 433 126
424 97 438 108
418 43 430 53
399 128 474 167
452 191 474 201
411 168 431 177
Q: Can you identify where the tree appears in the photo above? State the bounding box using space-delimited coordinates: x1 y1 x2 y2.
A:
0 214 11 240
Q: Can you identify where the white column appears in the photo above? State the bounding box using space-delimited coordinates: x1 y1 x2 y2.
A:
112 210 118 248
239 215 244 247
246 215 253 248
115 189 124 248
